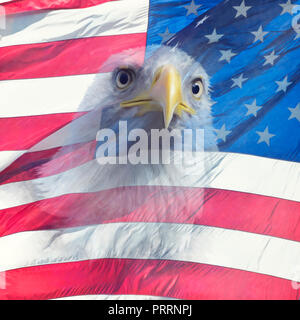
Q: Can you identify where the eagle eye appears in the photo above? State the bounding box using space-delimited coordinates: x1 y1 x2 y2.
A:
115 68 135 89
191 78 204 99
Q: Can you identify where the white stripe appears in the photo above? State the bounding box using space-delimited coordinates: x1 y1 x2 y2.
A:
1 222 300 281
1 0 149 48
0 152 299 210
0 74 100 118
54 294 177 300
0 150 26 172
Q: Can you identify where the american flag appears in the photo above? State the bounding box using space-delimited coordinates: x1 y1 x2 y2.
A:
0 0 300 300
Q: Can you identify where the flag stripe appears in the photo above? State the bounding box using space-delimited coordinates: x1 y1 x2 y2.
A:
0 33 146 80
0 141 96 185
0 111 100 171
2 258 299 300
0 151 26 172
0 187 300 242
0 152 298 210
3 0 116 15
0 113 85 151
0 75 98 117
2 0 149 48
1 222 300 280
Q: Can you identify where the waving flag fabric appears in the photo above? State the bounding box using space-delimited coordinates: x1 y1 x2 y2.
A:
0 0 300 300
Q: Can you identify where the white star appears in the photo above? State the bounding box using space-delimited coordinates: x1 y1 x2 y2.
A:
244 99 262 117
219 49 237 63
279 0 295 15
214 124 231 142
231 73 248 88
158 27 174 43
276 76 292 93
256 126 275 146
233 0 252 18
251 25 268 43
263 50 279 66
183 0 202 16
288 103 300 122
205 28 224 44
195 15 209 27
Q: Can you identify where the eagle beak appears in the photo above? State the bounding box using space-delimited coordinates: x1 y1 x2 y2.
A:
121 65 195 128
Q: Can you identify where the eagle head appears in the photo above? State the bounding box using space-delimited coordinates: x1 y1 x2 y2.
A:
83 45 214 141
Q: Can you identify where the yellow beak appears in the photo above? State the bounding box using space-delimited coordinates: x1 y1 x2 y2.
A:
120 65 195 128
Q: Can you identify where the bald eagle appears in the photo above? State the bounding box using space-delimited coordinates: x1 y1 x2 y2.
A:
34 45 217 206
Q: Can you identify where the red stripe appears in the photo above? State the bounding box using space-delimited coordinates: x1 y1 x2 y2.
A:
0 140 96 184
1 258 299 300
0 33 146 80
0 113 85 151
1 187 300 241
3 0 115 15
